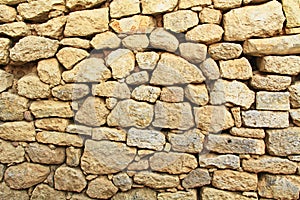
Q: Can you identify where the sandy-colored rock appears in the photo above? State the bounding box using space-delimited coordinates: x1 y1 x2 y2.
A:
111 188 157 200
66 147 82 167
243 34 300 56
31 184 66 200
0 5 16 23
60 38 90 49
17 74 50 99
213 0 242 9
127 159 149 171
92 81 131 99
282 0 300 28
0 182 29 200
62 57 111 83
290 109 300 126
194 105 234 133
150 53 205 85
107 99 154 128
158 190 197 200
199 58 220 80
92 127 126 141
122 35 149 51
87 176 118 199
230 127 265 139
266 127 300 156
67 124 92 136
0 38 10 65
64 8 109 37
209 43 242 60
210 80 255 109
0 22 30 37
231 107 242 128
258 56 300 75
182 168 211 189
136 52 159 70
206 134 265 155
126 71 149 85
133 171 180 189
0 121 35 142
179 43 207 63
212 170 257 191
242 110 289 128
0 92 28 121
25 142 65 164
106 49 135 79
131 85 161 103
17 0 52 22
179 0 211 8
56 47 89 70
160 87 184 103
30 100 73 118
286 27 300 34
250 73 292 91
10 36 59 63
37 58 61 87
201 187 257 200
36 131 83 147
186 24 224 44
199 153 240 169
70 193 93 200
0 70 13 93
0 0 26 4
243 156 297 174
110 0 140 18
289 82 300 108
52 84 89 101
163 10 199 33
153 101 194 130
35 16 67 39
5 162 50 189
91 31 121 50
66 0 106 11
142 0 177 14
110 15 156 34
150 28 179 52
150 152 197 174
81 140 136 174
185 84 209 106
112 172 132 192
199 7 222 24
36 118 70 132
256 91 290 111
0 138 24 164
258 174 300 199
224 1 285 41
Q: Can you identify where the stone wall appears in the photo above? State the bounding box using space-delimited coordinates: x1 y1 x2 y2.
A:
0 0 300 199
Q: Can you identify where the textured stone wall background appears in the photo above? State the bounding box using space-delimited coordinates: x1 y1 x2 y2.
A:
0 0 300 199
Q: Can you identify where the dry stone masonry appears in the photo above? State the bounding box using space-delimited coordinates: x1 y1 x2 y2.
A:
0 0 300 199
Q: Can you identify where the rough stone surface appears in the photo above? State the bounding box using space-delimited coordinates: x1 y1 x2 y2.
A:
17 0 52 22
111 188 157 200
150 28 179 52
289 82 300 108
92 81 131 99
158 190 198 200
66 0 106 11
213 0 242 9
56 47 89 70
122 34 149 51
67 124 92 136
179 0 212 8
186 24 224 44
230 127 265 139
185 84 209 106
290 109 300 126
182 168 211 188
131 85 161 103
179 43 207 63
87 176 118 199
17 74 50 99
91 31 121 50
142 0 177 14
112 172 132 192
37 58 61 87
52 84 89 101
258 56 300 75
201 187 257 200
220 57 252 80
60 38 90 49
30 100 73 118
0 182 29 200
31 184 66 200
256 91 290 111
35 16 67 39
36 131 83 147
199 58 220 80
160 87 184 103
0 5 16 23
0 38 10 65
0 121 36 142
0 22 30 37
81 140 136 174
0 138 25 164
199 7 222 24
282 0 300 28
199 153 240 169
66 147 82 167
163 10 199 33
136 52 159 70
250 74 292 91
126 71 149 85
110 0 140 18
0 92 28 121
208 42 242 60
0 70 13 93
92 127 126 141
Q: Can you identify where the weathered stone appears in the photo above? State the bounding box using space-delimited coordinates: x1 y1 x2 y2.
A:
17 0 51 22
231 107 242 128
212 170 257 191
0 5 16 23
133 171 179 189
107 99 154 128
81 140 136 174
201 187 257 200
210 80 255 109
30 100 73 118
112 172 132 192
250 73 292 91
258 56 300 75
56 47 89 70
290 109 300 126
194 105 234 133
127 128 166 151
127 159 149 171
0 121 35 142
213 0 242 9
70 193 93 200
199 58 220 80
0 92 28 121
122 35 149 51
92 81 131 99
111 188 157 200
36 131 83 147
199 7 222 24
179 43 207 63
52 84 89 101
136 51 159 70
142 0 177 14
186 24 224 44
110 0 140 18
206 134 265 155
0 182 29 200
25 142 65 164
31 184 66 200
158 190 197 200
230 127 265 139
208 43 242 60
256 91 290 111
243 34 300 56
17 74 50 99
66 0 106 11
163 10 199 33
35 16 67 39
106 49 135 79
150 152 197 174
185 84 209 106
0 70 13 93
150 53 205 85
179 0 211 8
266 127 300 156
87 176 118 199
64 8 108 37
67 124 92 136
66 147 82 167
286 26 300 34
10 36 59 63
0 22 30 37
199 153 240 169
168 128 205 153
153 101 194 130
150 28 179 52
242 110 289 128
0 138 24 164
91 31 121 50
126 71 149 85
182 168 211 189
4 162 50 189
220 58 252 80
289 82 300 108
223 1 285 41
62 58 111 83
282 0 300 28
258 174 300 199
60 38 90 49
37 58 61 87
131 85 161 103
160 87 184 103
0 38 10 65
110 15 156 34
242 156 297 174
92 127 126 141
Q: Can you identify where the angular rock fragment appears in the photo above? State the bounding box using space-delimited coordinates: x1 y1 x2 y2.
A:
150 28 179 52
131 85 161 103
258 56 300 75
199 7 222 24
0 38 10 65
142 0 177 14
87 176 118 199
179 0 212 8
136 51 159 70
250 74 292 91
220 57 252 80
31 184 66 200
0 121 36 142
111 188 157 200
66 0 106 11
201 187 257 200
34 16 67 39
30 100 73 118
199 153 240 169
36 131 83 147
0 138 25 164
163 10 199 33
230 127 265 139
256 91 290 111
282 0 300 28
37 58 61 87
92 81 131 99
289 82 300 108
56 47 89 70
17 74 50 99
122 34 149 51
186 24 224 44
0 22 30 37
160 87 184 103
0 5 16 23
179 43 207 63
208 42 242 60
213 0 242 9
110 0 140 18
182 168 211 189
52 84 89 101
158 190 198 200
126 71 149 85
0 92 28 121
17 0 52 22
91 31 121 50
